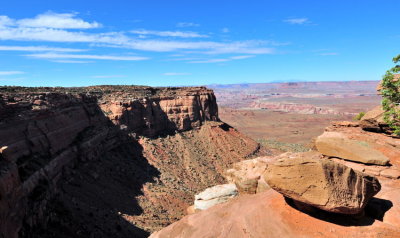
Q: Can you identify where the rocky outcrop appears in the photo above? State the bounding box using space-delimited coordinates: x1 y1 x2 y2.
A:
0 92 122 238
194 184 238 211
316 131 390 165
264 151 381 214
224 156 273 194
98 86 219 137
150 190 400 238
0 86 257 238
359 106 390 133
151 119 400 238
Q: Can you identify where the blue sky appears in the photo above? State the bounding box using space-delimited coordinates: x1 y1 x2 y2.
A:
0 0 399 87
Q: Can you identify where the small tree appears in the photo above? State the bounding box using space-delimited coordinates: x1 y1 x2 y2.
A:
381 54 400 135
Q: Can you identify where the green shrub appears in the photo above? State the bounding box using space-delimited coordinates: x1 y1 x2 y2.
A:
353 112 365 121
381 54 400 135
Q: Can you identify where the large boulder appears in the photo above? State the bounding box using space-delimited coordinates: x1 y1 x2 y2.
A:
194 184 238 211
264 152 381 214
360 106 390 133
316 131 390 165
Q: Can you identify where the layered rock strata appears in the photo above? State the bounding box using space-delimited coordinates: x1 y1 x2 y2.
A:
0 86 258 238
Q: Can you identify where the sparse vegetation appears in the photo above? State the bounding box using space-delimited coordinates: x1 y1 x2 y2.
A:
257 139 310 153
381 54 400 135
353 111 365 121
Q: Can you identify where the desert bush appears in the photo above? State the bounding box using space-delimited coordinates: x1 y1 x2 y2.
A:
381 54 400 135
353 112 365 121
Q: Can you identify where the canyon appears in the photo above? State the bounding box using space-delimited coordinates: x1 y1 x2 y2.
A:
1 80 398 238
0 86 259 238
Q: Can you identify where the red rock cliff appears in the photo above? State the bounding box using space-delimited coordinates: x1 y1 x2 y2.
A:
98 86 219 137
0 86 253 238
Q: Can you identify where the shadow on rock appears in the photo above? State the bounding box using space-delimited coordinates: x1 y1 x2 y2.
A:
284 197 379 227
365 197 393 221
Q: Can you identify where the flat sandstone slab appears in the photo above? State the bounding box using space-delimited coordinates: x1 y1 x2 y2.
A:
316 131 390 165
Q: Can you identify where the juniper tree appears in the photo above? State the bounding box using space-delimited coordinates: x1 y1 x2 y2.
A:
381 54 400 135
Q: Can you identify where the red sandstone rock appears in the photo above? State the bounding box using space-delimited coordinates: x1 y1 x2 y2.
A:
264 152 381 214
150 190 400 238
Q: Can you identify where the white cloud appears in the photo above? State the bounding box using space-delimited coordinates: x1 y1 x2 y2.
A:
230 55 255 60
0 45 85 52
0 71 24 75
163 72 191 76
176 22 200 27
284 18 309 25
17 12 101 29
222 28 230 33
0 16 14 28
25 53 149 61
0 13 277 58
189 55 254 63
131 29 208 38
52 60 92 63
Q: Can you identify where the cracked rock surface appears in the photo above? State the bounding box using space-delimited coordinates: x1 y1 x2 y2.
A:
264 151 381 214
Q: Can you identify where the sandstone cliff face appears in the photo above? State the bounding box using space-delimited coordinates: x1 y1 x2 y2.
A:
98 87 219 137
0 92 122 238
0 86 256 238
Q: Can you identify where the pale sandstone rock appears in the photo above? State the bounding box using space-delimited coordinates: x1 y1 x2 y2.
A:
194 184 238 211
224 157 272 194
316 131 390 165
264 151 381 214
380 169 400 179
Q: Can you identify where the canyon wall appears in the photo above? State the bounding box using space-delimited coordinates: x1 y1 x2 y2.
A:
0 86 257 238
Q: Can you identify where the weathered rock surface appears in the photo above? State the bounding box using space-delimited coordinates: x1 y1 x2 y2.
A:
151 119 400 238
264 151 381 214
150 190 400 238
316 131 390 165
0 86 259 238
98 86 219 137
194 184 238 210
224 156 275 194
360 106 391 133
318 121 400 168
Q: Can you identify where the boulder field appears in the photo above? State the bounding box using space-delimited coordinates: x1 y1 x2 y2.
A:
151 110 400 237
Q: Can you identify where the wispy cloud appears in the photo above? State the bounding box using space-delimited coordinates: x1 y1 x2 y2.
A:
222 28 230 33
25 53 149 61
0 24 274 53
0 45 85 52
91 75 125 78
16 12 101 29
284 18 310 25
131 29 208 38
52 60 92 63
163 72 191 76
0 12 280 60
0 71 24 75
189 55 255 63
176 22 200 27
